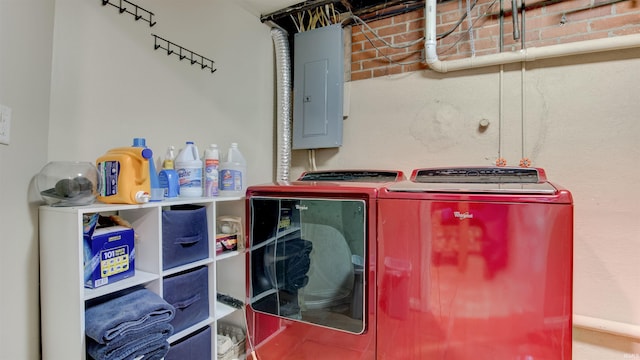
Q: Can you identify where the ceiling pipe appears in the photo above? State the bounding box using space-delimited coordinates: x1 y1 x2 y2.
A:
424 0 640 73
511 0 520 41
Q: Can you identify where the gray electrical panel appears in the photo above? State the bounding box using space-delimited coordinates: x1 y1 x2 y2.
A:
293 24 344 149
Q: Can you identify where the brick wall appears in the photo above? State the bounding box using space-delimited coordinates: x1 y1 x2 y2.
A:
350 0 640 80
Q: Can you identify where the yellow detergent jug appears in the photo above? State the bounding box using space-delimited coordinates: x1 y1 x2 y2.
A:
96 147 152 204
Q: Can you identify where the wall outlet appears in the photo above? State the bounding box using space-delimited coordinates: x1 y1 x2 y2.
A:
0 105 11 145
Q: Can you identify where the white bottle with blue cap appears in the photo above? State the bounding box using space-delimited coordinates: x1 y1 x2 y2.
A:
219 142 247 197
175 141 203 197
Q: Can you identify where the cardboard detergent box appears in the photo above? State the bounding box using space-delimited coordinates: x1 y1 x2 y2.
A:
83 219 135 289
216 216 243 255
216 233 238 255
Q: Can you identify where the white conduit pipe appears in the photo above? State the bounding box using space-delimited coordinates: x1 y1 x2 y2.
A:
424 0 640 72
574 314 640 340
271 27 292 182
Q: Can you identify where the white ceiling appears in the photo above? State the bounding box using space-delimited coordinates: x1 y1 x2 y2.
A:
237 0 302 17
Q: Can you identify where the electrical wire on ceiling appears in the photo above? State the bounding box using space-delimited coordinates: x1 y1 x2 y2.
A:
350 14 424 49
308 149 318 171
466 0 476 56
350 13 426 66
437 0 478 39
289 3 342 31
436 0 500 58
269 0 495 65
348 0 493 65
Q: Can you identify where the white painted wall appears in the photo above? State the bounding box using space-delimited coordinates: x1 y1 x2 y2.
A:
0 1 54 359
48 0 276 181
291 50 640 359
1 0 276 359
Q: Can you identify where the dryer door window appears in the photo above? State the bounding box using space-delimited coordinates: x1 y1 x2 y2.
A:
249 197 366 334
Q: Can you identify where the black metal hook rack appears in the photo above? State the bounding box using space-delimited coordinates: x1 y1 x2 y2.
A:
102 0 156 27
152 34 217 74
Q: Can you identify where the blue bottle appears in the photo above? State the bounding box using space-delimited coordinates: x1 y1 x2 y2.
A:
133 138 164 201
158 146 179 198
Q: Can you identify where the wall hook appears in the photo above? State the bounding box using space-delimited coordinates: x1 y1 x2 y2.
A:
152 34 217 75
101 0 156 27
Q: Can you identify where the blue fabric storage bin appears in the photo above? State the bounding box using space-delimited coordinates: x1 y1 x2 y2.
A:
165 326 211 360
163 266 209 333
162 205 209 270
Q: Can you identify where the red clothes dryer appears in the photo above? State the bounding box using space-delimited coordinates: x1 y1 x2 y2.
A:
245 170 404 359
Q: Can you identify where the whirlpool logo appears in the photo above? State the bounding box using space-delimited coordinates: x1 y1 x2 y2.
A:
295 204 308 211
454 211 474 220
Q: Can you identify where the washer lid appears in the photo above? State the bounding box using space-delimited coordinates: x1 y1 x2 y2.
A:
392 166 558 194
387 181 558 194
411 167 543 183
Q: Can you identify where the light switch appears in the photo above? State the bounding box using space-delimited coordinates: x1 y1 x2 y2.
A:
0 105 11 145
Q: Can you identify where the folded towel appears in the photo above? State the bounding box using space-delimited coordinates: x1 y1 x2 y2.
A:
86 321 173 360
87 334 170 360
85 287 175 344
87 322 173 360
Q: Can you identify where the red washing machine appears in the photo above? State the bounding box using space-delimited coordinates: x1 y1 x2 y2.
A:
245 167 572 360
377 167 573 359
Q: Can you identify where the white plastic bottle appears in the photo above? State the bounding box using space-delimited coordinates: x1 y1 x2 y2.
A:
219 143 247 197
175 141 203 197
203 144 220 197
